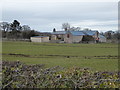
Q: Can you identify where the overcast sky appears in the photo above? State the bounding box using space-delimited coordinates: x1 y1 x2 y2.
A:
1 0 119 32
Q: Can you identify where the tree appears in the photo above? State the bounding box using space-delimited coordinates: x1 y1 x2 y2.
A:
53 28 56 32
22 25 31 31
21 30 37 39
0 22 10 31
2 30 6 38
11 20 21 31
105 31 112 39
62 23 70 31
83 28 91 31
113 31 120 40
69 26 81 31
76 27 81 31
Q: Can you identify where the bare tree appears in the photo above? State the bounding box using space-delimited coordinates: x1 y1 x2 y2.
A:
22 25 31 31
62 23 70 31
0 22 10 31
83 28 91 31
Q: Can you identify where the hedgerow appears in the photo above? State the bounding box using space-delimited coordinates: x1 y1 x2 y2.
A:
2 61 120 88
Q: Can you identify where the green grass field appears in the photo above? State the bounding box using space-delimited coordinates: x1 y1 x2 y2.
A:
2 41 118 71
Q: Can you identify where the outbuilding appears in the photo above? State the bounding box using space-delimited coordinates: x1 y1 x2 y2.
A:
51 31 67 43
30 36 49 43
98 35 106 43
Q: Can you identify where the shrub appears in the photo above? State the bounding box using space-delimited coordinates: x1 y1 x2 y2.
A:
2 61 120 88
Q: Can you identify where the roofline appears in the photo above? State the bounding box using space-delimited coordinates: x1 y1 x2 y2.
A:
31 36 49 37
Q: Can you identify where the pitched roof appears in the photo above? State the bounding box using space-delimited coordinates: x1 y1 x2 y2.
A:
31 36 49 38
98 35 106 38
83 30 97 36
51 30 98 36
51 31 67 35
69 31 85 36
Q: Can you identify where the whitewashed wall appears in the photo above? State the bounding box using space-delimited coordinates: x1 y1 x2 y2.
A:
99 37 106 42
31 37 49 42
41 37 49 42
31 37 41 42
72 36 83 43
64 33 83 43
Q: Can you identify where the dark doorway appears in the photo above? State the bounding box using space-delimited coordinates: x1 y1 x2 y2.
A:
82 35 94 43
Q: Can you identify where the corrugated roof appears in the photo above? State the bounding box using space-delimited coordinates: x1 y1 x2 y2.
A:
69 31 85 36
51 31 67 35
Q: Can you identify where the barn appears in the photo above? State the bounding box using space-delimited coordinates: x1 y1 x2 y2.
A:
51 30 100 43
30 36 49 43
82 30 99 43
64 31 85 43
51 31 67 42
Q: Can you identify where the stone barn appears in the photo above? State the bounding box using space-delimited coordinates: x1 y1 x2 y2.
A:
64 31 85 43
30 36 49 43
82 30 99 43
51 31 67 43
50 30 99 43
84 30 99 38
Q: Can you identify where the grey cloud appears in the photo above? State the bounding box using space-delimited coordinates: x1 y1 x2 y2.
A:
2 2 118 32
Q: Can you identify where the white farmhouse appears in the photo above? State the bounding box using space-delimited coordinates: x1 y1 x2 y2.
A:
30 36 49 43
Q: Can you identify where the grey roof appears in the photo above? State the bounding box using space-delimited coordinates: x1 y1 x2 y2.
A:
98 35 106 38
69 31 85 36
51 30 98 36
32 36 49 38
51 31 67 35
83 30 97 36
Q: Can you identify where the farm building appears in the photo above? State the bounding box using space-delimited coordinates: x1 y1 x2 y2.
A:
51 30 100 43
64 31 85 43
82 30 99 43
51 31 67 43
30 30 105 43
30 36 49 43
98 35 106 42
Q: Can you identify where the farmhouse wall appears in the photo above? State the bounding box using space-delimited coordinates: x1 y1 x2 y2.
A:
41 37 49 42
72 36 83 43
99 38 106 42
31 37 42 42
31 37 49 43
51 35 57 40
64 33 83 43
64 33 72 43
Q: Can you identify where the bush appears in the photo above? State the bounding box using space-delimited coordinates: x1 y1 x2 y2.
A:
2 61 120 88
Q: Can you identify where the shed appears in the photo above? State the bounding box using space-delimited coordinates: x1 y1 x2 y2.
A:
30 36 49 43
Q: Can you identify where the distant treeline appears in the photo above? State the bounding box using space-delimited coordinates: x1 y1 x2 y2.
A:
0 20 120 41
0 20 41 39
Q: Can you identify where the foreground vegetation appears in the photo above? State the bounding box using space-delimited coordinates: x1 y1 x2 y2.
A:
2 41 118 71
2 61 119 88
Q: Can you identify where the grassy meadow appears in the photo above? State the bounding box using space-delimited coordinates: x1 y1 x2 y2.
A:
2 41 118 71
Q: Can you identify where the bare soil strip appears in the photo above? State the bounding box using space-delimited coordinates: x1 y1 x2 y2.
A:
2 53 118 59
32 43 118 48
